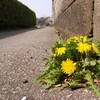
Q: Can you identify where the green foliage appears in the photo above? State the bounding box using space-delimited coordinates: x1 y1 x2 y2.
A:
34 35 100 96
85 71 100 96
34 56 63 89
0 0 36 30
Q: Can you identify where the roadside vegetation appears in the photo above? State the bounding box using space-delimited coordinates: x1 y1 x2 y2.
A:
0 0 36 30
35 31 100 96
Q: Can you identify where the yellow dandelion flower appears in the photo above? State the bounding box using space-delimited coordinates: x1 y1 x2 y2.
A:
92 43 99 54
70 36 74 40
66 39 71 44
70 36 79 42
74 36 79 41
80 36 84 39
56 47 66 55
58 41 61 44
61 59 76 75
77 43 91 53
80 36 87 42
83 36 87 42
67 41 70 44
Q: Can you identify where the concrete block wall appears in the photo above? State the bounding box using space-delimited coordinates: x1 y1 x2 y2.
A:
94 0 100 41
53 0 100 41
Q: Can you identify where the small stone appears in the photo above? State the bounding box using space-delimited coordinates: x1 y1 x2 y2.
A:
30 57 33 59
45 50 47 52
67 94 72 98
21 96 27 100
27 51 29 53
84 89 88 93
23 80 28 84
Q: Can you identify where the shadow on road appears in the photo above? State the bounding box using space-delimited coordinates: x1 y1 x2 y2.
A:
0 28 40 39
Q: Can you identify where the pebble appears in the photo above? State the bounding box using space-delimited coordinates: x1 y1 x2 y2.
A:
21 96 27 100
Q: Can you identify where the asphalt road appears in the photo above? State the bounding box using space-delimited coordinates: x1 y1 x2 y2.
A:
0 27 100 100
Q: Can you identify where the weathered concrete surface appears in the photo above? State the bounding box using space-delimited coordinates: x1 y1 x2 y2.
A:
53 0 93 37
0 27 100 100
93 0 100 41
53 0 74 21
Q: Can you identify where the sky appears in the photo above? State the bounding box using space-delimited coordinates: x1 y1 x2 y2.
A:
18 0 52 18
